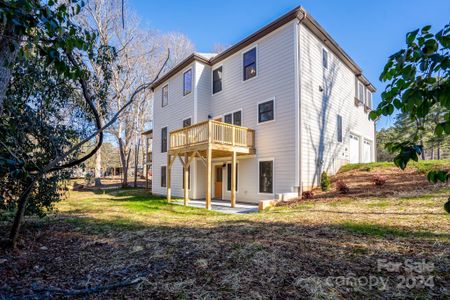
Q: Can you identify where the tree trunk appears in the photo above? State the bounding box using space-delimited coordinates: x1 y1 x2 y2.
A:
437 143 441 160
118 138 128 188
431 147 435 160
94 145 102 186
0 24 20 114
8 176 38 248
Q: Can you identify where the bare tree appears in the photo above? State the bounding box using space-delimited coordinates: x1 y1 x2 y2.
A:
79 0 194 188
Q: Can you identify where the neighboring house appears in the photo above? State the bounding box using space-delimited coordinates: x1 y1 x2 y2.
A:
150 6 376 208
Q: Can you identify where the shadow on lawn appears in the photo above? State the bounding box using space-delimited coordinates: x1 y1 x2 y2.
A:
1 211 449 299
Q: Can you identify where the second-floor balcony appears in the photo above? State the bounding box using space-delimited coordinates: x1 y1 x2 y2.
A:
169 120 255 156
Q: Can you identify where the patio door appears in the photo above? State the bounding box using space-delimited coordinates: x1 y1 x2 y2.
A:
215 166 222 199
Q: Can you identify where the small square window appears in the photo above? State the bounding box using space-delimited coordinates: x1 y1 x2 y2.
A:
243 48 257 81
162 85 168 107
259 161 273 193
258 100 274 123
213 67 222 94
183 69 192 96
233 111 241 126
183 118 191 128
224 114 232 124
322 49 328 69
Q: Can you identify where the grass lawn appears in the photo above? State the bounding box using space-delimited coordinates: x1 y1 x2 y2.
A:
1 164 450 298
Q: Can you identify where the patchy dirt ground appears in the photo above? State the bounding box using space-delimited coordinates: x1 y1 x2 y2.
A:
1 163 449 299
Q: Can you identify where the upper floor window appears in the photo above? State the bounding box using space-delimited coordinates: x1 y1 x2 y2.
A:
322 49 328 69
213 66 222 94
161 127 167 153
243 47 257 81
358 82 365 103
258 99 274 123
183 118 191 128
162 84 168 107
224 110 241 126
183 69 192 96
366 91 372 108
337 114 343 143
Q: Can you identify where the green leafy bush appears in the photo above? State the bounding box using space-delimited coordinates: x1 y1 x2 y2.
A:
320 172 330 191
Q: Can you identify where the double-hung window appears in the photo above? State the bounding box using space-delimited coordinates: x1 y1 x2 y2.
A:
358 82 365 103
183 69 192 96
258 99 274 123
213 67 222 94
243 47 257 81
322 49 328 69
162 85 168 107
366 91 372 108
224 110 242 126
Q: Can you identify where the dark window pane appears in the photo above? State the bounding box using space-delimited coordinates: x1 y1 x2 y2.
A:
183 118 191 128
337 115 343 142
227 163 238 191
182 166 190 189
224 114 232 124
213 67 222 94
258 100 274 123
259 161 273 193
162 85 168 107
183 69 192 95
243 48 257 80
161 166 166 187
161 127 167 153
323 49 328 69
233 111 241 126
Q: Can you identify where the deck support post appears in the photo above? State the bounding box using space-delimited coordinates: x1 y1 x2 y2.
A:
231 151 236 208
183 153 189 206
206 146 212 210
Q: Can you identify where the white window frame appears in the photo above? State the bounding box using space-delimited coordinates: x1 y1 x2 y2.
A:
161 84 169 107
366 90 372 108
257 97 276 125
212 65 223 95
258 158 275 195
183 68 192 96
242 45 258 83
358 82 365 103
223 109 243 126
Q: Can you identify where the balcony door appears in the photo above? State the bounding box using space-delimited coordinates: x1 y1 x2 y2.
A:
214 165 222 199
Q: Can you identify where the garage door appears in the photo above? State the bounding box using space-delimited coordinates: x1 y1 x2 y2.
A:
363 140 372 163
349 134 360 163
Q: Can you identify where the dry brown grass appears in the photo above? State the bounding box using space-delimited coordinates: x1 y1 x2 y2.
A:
1 165 449 299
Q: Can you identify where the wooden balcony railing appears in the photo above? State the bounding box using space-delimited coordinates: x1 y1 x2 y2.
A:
169 120 255 152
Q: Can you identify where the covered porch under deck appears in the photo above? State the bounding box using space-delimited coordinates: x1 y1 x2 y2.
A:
166 120 256 210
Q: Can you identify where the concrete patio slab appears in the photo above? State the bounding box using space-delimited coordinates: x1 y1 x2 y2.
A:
172 199 258 214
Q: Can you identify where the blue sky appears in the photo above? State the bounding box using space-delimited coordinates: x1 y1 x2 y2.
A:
129 0 450 129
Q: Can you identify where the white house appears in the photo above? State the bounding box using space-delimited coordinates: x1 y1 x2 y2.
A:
150 6 376 208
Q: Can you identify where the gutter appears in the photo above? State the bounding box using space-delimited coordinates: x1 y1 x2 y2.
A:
296 9 307 197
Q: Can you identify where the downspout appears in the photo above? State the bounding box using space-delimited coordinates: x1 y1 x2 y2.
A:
296 10 307 197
